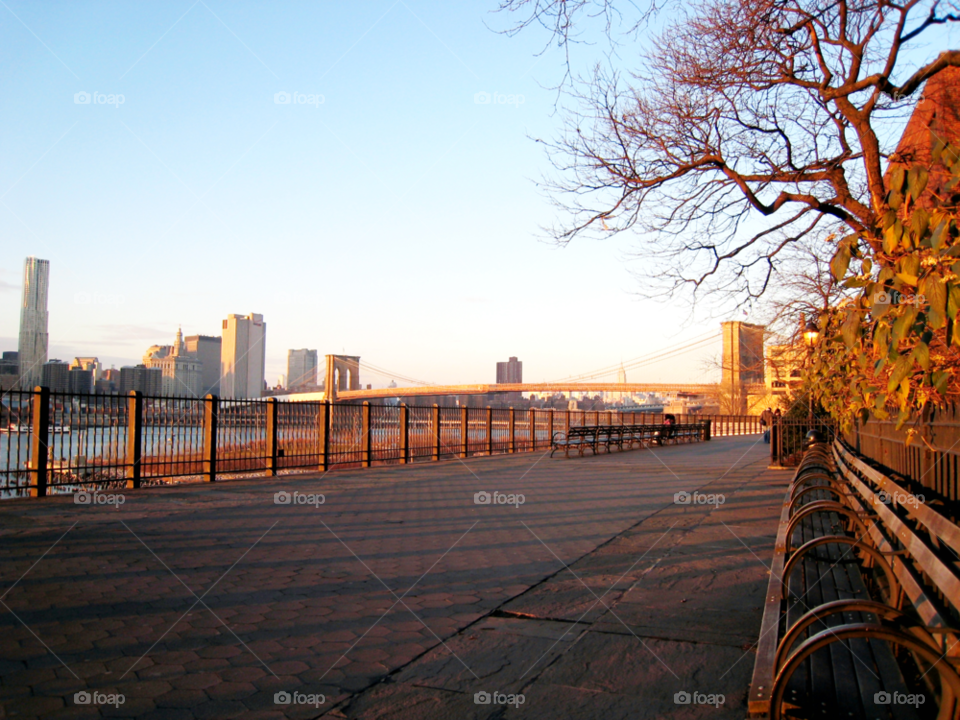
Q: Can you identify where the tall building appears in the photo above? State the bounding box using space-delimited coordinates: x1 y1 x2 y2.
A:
143 327 203 397
97 367 121 394
0 351 18 377
119 365 162 395
616 363 627 403
0 352 18 392
69 357 102 381
496 357 523 384
287 349 318 390
17 257 49 389
68 367 94 394
184 335 222 396
40 359 70 393
221 313 266 399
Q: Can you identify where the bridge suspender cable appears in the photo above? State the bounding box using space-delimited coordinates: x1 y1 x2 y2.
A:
353 331 720 390
550 331 721 383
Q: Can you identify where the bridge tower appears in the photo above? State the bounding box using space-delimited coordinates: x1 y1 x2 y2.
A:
721 322 765 414
324 354 360 402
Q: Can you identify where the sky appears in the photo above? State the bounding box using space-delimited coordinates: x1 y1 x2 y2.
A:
1 2 954 389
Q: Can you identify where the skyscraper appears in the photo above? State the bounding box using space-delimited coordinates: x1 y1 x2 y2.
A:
221 313 266 399
287 349 318 390
496 357 523 384
184 335 222 396
40 360 69 393
18 257 49 389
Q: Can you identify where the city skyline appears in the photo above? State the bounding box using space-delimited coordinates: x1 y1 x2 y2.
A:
1 253 730 389
0 3 761 388
3 6 947 388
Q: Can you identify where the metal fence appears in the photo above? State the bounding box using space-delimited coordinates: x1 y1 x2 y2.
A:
0 388 759 499
844 406 960 506
768 416 837 468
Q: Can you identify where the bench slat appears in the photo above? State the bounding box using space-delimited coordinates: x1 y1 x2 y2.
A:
748 490 793 715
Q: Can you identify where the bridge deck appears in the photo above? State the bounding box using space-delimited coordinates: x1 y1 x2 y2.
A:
288 381 767 401
0 437 786 719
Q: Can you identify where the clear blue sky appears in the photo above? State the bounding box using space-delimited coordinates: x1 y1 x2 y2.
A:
1 2 951 387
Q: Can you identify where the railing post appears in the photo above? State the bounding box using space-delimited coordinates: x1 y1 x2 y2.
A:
486 407 493 456
548 409 554 445
126 390 143 489
529 409 536 451
565 408 571 435
265 397 278 476
399 403 409 464
770 419 781 466
432 404 440 461
460 406 469 458
509 408 516 453
319 401 330 472
362 401 372 468
704 419 711 441
203 393 218 483
29 386 49 497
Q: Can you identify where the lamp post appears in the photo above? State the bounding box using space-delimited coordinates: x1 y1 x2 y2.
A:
803 320 820 427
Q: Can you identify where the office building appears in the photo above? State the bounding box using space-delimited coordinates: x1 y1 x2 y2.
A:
221 313 266 399
119 365 163 395
143 328 203 397
287 349 318 390
69 357 102 381
40 359 70 393
68 367 94 394
496 356 523 384
17 257 49 389
184 334 222 396
97 368 120 394
0 351 18 377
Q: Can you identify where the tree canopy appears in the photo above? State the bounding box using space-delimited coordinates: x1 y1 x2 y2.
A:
503 0 960 303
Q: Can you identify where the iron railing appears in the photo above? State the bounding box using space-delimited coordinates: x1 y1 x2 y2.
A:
0 388 759 499
844 406 960 506
769 416 837 468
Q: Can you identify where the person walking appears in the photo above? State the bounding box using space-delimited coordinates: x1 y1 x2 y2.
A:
760 407 774 444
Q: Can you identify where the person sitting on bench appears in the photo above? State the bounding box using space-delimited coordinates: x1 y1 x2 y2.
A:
655 414 676 446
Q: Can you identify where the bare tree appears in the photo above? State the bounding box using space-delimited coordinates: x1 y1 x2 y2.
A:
503 0 960 304
761 234 855 339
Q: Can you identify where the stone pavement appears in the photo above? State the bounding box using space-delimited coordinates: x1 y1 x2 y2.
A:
0 435 789 719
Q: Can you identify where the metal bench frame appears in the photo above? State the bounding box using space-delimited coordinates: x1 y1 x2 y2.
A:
749 440 960 719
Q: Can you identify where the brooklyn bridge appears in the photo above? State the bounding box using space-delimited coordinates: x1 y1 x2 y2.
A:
283 322 772 410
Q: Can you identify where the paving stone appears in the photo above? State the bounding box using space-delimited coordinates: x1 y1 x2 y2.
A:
0 438 779 719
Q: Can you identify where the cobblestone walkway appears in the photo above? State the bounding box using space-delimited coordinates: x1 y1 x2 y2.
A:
0 436 788 719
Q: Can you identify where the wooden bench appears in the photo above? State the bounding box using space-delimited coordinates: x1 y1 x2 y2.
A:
749 440 960 719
